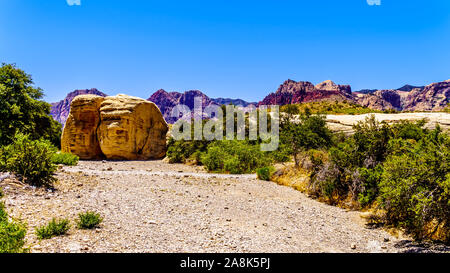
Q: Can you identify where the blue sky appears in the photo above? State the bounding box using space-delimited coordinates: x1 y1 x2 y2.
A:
0 0 449 102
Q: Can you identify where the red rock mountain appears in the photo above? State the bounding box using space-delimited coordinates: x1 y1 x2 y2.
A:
259 79 449 112
259 79 354 106
50 89 107 125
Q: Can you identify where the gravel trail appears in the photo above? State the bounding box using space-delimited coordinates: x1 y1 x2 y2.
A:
1 160 444 253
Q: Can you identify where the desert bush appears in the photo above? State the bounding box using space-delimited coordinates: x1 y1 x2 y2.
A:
2 134 57 187
306 116 450 241
357 165 384 207
379 134 450 242
280 101 385 115
201 140 271 174
267 143 291 163
51 152 79 166
0 195 27 253
309 116 432 206
166 137 210 164
77 211 103 230
36 218 70 240
0 200 7 224
257 166 275 181
309 161 342 201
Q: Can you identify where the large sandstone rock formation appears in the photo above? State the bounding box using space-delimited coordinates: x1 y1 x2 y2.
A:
61 95 105 159
62 94 168 160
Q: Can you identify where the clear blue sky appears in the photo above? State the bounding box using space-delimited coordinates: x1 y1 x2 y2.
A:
1 0 449 102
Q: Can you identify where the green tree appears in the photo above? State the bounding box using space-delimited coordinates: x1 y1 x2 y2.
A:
280 112 332 166
0 63 61 147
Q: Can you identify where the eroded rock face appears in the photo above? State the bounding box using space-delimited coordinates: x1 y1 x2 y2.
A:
62 94 168 160
355 80 450 112
315 80 352 94
98 95 168 160
61 95 105 159
403 80 450 111
356 90 405 111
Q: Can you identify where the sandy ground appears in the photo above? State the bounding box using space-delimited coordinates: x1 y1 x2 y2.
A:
1 160 449 253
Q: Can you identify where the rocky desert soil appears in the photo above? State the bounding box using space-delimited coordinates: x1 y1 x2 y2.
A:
2 160 449 253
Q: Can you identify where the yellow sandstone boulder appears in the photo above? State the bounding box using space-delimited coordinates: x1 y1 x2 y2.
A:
61 94 168 160
98 94 168 160
61 95 105 159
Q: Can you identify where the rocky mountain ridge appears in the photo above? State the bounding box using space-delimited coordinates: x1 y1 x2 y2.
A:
50 79 450 125
356 80 450 111
258 79 354 106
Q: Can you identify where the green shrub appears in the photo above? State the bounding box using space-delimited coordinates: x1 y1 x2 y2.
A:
223 156 242 174
0 202 7 223
0 220 27 253
0 149 8 172
51 152 79 166
306 116 450 241
257 166 275 181
0 195 27 253
200 145 223 171
2 134 57 187
77 211 103 230
268 143 291 163
280 101 385 115
36 218 70 240
166 138 210 164
379 135 450 242
201 140 271 174
309 116 433 206
357 165 384 207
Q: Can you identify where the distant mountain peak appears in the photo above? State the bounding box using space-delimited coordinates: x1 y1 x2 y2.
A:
211 98 257 107
148 89 256 123
396 84 425 92
259 79 353 106
50 88 107 125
